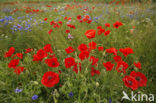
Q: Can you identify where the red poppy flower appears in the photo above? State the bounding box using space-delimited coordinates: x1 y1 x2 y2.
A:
105 23 110 27
79 51 90 61
72 25 76 29
116 61 128 74
91 67 100 76
130 71 147 87
88 41 97 50
14 66 25 75
97 26 102 29
134 62 141 69
68 17 72 21
44 44 53 53
119 48 134 57
67 24 75 29
37 49 47 57
33 54 41 61
58 21 62 25
113 21 123 28
65 57 75 68
65 46 75 54
98 29 105 35
89 56 99 66
66 30 70 33
73 62 81 74
113 56 122 62
67 24 72 27
45 57 60 68
48 29 53 35
17 53 23 59
12 53 23 59
87 20 92 24
8 59 19 69
33 49 47 61
25 10 32 13
104 30 111 36
106 48 118 56
98 46 104 51
64 17 68 20
25 48 33 53
83 17 89 22
46 5 52 7
103 62 114 71
44 18 48 21
53 24 60 28
4 47 15 58
123 75 138 90
49 54 56 58
79 20 83 23
78 44 88 52
33 9 39 13
41 71 59 88
73 66 78 74
77 15 82 20
85 29 96 39
50 21 55 25
84 15 90 19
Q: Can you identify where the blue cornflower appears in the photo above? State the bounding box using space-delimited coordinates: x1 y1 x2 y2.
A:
27 24 31 28
95 17 99 20
4 22 8 26
25 27 29 31
0 19 5 22
14 28 17 31
18 27 23 31
5 16 9 21
127 14 134 19
32 95 38 100
69 92 74 97
89 17 92 20
109 98 112 103
15 88 23 93
17 17 22 19
28 19 30 22
8 16 13 21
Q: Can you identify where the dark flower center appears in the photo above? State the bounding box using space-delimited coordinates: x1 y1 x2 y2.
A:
135 77 141 81
115 24 119 27
48 76 53 80
128 80 133 85
52 62 56 65
39 52 43 55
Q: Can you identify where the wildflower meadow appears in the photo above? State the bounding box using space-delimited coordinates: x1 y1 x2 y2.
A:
0 0 156 103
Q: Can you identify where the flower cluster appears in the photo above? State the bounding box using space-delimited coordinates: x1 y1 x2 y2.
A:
4 38 147 91
5 47 25 75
